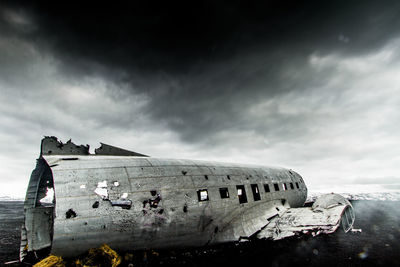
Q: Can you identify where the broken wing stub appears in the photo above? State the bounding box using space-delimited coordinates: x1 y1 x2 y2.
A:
257 193 355 240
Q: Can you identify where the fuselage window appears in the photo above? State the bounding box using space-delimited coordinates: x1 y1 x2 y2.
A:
251 184 261 201
236 185 248 204
264 184 270 192
290 183 294 190
296 182 300 189
219 188 230 198
197 189 209 201
274 183 280 191
283 183 287 191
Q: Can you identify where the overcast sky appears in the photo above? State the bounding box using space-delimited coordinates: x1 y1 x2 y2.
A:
1 1 400 197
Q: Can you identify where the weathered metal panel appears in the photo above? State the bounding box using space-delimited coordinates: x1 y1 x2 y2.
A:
21 137 356 263
45 156 152 170
25 207 53 251
43 155 307 256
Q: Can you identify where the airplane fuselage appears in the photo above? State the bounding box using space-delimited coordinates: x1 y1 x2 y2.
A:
23 155 307 257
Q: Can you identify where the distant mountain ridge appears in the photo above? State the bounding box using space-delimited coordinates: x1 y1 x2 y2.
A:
307 192 400 202
0 196 24 201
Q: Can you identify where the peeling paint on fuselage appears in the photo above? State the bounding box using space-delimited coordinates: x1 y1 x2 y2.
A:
21 137 355 263
37 155 306 257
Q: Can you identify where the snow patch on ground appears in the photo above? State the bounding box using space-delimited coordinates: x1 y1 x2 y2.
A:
307 192 400 202
308 184 400 202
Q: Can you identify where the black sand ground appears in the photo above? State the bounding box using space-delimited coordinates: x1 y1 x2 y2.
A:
0 201 24 264
1 200 399 266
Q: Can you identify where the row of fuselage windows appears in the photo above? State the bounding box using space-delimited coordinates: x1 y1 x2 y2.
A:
197 180 302 204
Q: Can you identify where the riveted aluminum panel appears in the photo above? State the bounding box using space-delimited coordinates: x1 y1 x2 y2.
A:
40 155 308 257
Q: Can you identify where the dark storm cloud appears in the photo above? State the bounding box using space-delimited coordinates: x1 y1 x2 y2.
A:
2 0 400 144
1 1 400 197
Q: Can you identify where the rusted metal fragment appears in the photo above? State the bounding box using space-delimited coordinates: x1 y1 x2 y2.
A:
95 142 148 157
41 136 89 156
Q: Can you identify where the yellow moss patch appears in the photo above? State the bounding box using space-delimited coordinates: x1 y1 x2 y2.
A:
75 244 121 267
33 255 65 267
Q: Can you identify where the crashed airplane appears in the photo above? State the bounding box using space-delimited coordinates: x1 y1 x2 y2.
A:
20 136 355 262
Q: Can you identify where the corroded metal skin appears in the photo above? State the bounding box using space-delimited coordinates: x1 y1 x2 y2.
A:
46 155 307 257
20 137 354 261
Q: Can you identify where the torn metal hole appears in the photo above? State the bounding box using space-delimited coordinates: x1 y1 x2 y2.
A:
158 209 164 214
214 226 219 233
183 204 188 213
94 180 108 199
182 171 187 175
39 187 54 206
66 209 77 219
150 190 157 196
204 175 208 180
92 201 99 208
143 194 161 209
61 157 79 161
150 200 159 208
